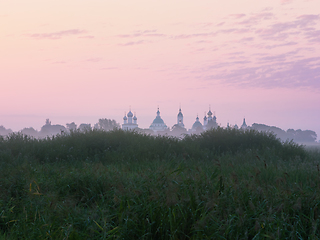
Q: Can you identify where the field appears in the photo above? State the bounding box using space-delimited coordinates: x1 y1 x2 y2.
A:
0 128 320 239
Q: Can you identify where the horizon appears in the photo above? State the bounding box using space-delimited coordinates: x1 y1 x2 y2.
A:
1 0 319 140
0 106 318 138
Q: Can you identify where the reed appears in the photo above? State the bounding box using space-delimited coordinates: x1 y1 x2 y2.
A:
0 128 318 239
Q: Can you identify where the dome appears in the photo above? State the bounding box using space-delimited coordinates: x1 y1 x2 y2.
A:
127 111 133 117
177 108 183 117
133 116 137 120
207 110 213 116
192 121 203 130
123 116 127 120
204 115 207 120
152 116 165 124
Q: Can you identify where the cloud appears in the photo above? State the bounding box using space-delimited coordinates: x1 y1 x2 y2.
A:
28 29 87 39
229 14 246 19
204 57 320 89
263 41 298 49
172 32 216 39
201 60 251 70
237 12 274 25
305 30 320 42
78 35 95 39
240 37 255 42
258 50 299 63
216 22 225 26
118 40 147 46
117 30 165 38
255 14 320 41
52 61 66 64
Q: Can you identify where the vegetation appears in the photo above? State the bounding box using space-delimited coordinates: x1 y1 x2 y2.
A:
0 128 319 239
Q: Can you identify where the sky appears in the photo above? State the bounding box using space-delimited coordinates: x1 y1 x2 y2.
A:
1 0 320 139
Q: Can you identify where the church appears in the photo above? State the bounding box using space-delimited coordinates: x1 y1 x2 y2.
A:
149 108 168 132
121 110 138 131
121 106 246 133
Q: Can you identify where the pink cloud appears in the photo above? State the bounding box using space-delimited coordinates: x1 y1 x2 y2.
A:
28 29 87 40
118 40 147 46
78 35 95 39
263 42 298 49
240 37 255 42
216 22 225 26
204 56 320 89
117 30 165 38
237 12 274 25
229 14 246 19
254 14 319 41
172 32 216 39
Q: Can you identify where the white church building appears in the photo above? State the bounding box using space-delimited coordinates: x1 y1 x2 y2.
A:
121 106 246 133
149 108 168 132
122 110 138 131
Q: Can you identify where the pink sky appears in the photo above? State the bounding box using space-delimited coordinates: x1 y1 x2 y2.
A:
1 0 320 139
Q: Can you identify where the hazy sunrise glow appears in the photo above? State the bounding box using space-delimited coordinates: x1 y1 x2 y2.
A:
1 0 320 138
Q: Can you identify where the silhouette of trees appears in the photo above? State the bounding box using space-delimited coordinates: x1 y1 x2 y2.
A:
171 124 187 137
66 122 77 131
78 123 92 132
251 123 317 142
20 127 38 137
39 119 66 137
94 118 120 131
0 126 13 136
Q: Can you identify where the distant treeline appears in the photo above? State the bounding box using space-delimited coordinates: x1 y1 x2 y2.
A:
0 118 120 138
0 119 318 143
251 123 317 143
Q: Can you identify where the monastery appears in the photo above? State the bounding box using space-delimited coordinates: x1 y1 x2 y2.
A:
122 107 248 133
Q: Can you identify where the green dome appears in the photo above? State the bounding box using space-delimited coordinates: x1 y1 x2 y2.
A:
152 116 165 124
192 121 203 130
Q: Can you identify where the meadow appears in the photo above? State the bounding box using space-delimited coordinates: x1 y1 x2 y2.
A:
0 128 319 239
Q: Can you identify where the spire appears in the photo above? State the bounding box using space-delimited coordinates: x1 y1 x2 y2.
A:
133 112 137 122
207 105 213 116
241 118 247 129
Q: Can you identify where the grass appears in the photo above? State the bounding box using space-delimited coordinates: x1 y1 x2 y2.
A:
0 128 319 239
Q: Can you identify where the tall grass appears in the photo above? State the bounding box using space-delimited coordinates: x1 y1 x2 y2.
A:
0 128 318 239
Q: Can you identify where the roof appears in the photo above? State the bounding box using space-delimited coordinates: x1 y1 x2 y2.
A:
192 121 203 129
152 116 165 124
127 111 133 117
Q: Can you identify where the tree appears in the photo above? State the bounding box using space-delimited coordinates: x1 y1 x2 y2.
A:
171 124 187 137
20 127 38 137
293 129 317 142
39 119 66 137
95 118 120 131
66 122 77 131
0 126 13 136
78 123 92 132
